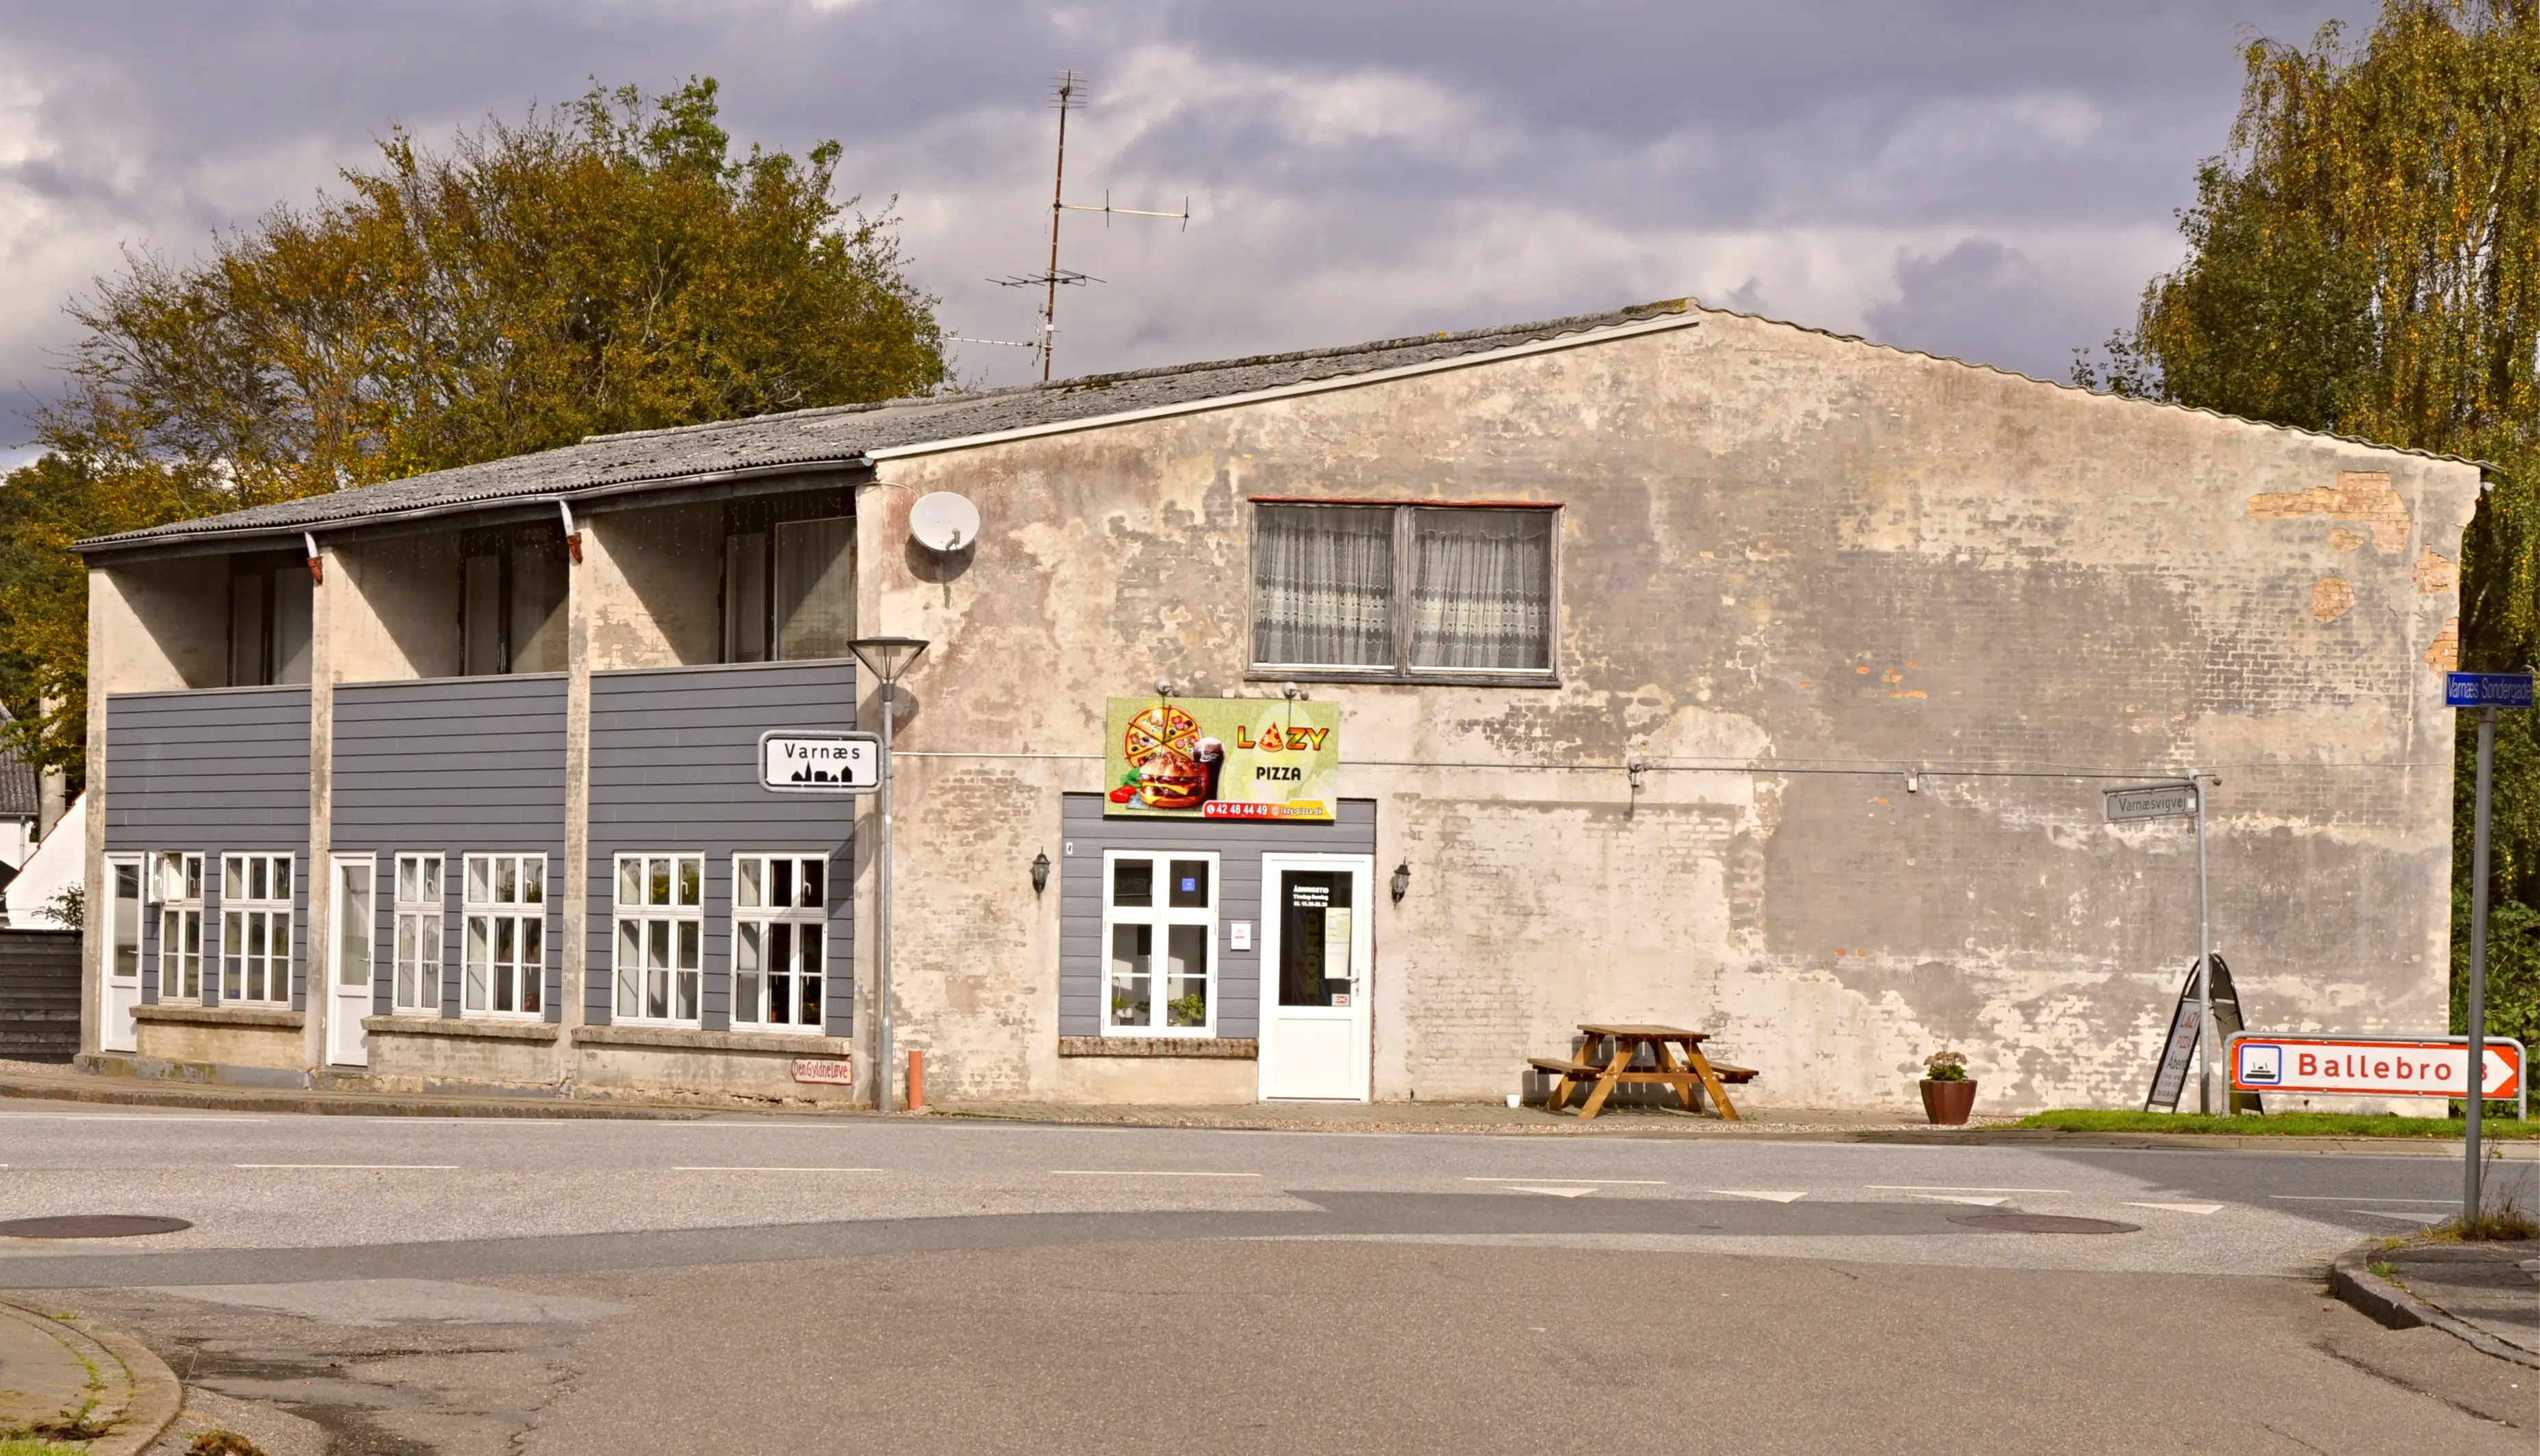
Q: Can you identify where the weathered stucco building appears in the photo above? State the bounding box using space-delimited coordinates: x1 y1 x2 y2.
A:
74 299 2480 1111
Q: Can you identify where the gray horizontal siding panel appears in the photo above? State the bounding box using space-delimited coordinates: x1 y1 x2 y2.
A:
587 663 855 1035
104 687 312 852
334 677 567 1022
1056 794 1376 1039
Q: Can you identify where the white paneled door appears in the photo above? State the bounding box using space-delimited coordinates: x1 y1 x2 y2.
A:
101 856 143 1053
328 856 375 1067
1255 854 1374 1101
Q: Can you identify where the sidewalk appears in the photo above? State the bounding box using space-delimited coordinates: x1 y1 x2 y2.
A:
9 1058 2540 1152
2334 1242 2540 1368
0 1298 181 1455
939 1099 2540 1153
0 1059 716 1120
937 1098 1958 1136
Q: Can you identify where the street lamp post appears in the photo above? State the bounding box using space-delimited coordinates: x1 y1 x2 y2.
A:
850 634 928 1113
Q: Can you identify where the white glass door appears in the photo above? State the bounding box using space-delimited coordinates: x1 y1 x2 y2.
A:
328 856 375 1066
102 856 143 1053
1256 854 1374 1101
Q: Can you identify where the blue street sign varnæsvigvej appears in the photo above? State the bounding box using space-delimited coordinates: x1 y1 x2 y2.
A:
2446 671 2535 709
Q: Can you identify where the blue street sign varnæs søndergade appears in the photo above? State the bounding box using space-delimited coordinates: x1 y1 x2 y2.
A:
2450 668 2532 1224
2446 671 2535 708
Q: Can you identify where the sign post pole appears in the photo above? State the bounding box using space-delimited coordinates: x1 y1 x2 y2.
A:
851 637 930 1115
2106 781 2216 1113
2195 772 2213 1116
2445 670 2531 1227
2466 704 2495 1224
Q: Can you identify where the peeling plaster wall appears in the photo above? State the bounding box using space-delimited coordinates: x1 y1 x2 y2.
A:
583 502 722 670
861 310 2478 1111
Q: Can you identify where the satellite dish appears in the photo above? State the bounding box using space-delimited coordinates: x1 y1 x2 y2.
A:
909 492 981 553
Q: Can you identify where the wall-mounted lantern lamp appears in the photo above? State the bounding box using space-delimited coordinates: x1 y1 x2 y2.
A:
1031 850 1052 896
303 532 323 584
1390 861 1411 904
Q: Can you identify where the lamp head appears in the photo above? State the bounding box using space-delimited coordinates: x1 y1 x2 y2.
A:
1031 849 1052 896
851 635 930 686
1390 861 1411 904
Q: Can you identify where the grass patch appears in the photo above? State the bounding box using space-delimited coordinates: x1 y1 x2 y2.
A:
2014 1109 2540 1137
0 1440 97 1455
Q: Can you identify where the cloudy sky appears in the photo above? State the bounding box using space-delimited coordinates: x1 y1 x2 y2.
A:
0 1 2375 459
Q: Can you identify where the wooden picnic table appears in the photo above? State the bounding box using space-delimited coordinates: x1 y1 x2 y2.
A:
1529 1023 1750 1122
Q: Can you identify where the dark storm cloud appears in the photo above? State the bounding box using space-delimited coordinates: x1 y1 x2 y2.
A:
0 1 2375 456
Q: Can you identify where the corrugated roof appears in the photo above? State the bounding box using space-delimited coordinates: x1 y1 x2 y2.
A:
77 293 2488 556
77 300 1693 553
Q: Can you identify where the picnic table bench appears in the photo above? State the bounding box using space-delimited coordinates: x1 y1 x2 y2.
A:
1529 1023 1750 1122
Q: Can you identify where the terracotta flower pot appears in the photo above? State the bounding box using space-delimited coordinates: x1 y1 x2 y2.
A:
1920 1078 1977 1126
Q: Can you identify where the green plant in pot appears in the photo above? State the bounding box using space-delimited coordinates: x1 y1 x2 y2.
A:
1920 1050 1977 1126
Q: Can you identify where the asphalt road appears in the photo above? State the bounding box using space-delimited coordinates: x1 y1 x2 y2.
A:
1 1100 2532 1454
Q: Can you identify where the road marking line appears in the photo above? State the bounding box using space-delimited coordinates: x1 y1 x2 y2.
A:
1049 1170 1261 1178
1473 1168 1666 1179
1867 1185 2067 1194
2125 1202 2225 1216
670 1166 883 1173
1711 1190 1807 1202
1910 1194 2009 1207
2269 1196 2456 1204
1503 1185 1599 1198
2350 1209 2446 1224
234 1163 457 1170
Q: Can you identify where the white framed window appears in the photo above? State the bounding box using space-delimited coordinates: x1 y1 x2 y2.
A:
732 854 826 1030
393 854 444 1013
1102 852 1218 1035
461 853 544 1017
219 852 293 1004
155 852 205 1002
613 854 704 1024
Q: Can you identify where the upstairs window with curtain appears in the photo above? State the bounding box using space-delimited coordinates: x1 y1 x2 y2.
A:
724 495 854 663
227 553 313 687
458 525 568 676
1251 502 1556 681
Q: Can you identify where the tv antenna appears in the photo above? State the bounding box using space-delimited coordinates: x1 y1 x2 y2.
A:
990 71 1189 381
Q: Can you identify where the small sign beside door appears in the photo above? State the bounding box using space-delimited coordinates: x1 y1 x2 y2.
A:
759 731 881 793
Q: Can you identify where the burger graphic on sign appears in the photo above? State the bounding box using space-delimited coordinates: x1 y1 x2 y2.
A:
1115 704 1224 811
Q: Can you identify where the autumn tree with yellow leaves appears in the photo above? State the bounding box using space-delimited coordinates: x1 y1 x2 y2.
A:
0 78 944 776
2080 0 2540 1050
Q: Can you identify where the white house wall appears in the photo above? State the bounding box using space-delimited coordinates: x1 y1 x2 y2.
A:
861 309 2478 1111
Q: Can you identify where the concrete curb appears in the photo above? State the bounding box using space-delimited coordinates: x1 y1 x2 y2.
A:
2328 1246 2540 1370
79 1314 184 1456
0 1061 804 1120
0 1298 184 1455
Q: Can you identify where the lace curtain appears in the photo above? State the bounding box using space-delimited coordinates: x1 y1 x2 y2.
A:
776 516 856 661
1409 508 1552 670
1253 506 1394 665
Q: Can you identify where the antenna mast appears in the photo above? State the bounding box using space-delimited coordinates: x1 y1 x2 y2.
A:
991 71 1189 381
1039 70 1079 382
